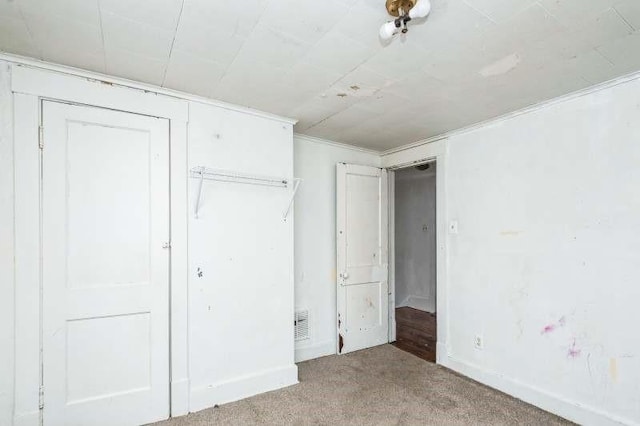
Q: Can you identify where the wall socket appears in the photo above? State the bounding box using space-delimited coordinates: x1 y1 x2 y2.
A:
474 334 483 350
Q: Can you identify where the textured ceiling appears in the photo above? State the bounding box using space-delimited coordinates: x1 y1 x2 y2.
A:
1 0 640 150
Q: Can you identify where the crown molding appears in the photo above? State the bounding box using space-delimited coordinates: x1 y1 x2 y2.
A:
6 50 639 154
382 68 640 157
294 133 382 155
0 51 297 125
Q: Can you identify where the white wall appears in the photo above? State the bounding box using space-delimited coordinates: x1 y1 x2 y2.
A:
0 59 298 425
394 165 436 313
293 135 380 362
3 54 639 426
383 74 640 426
187 101 297 410
0 61 15 426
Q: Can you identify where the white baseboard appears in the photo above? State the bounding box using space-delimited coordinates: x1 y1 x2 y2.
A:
397 296 435 313
405 296 435 313
170 377 190 417
441 355 635 426
189 364 298 413
295 340 335 363
435 341 448 365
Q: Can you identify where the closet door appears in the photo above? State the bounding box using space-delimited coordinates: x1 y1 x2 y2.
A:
336 163 389 354
41 101 170 426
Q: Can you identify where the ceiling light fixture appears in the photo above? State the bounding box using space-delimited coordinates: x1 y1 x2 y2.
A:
379 0 431 41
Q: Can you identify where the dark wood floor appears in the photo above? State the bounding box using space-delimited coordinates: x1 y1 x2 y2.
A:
393 307 437 362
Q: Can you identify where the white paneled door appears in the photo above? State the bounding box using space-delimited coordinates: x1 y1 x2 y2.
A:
41 101 170 426
336 164 388 354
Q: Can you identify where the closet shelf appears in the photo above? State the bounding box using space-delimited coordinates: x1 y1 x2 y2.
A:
189 166 301 221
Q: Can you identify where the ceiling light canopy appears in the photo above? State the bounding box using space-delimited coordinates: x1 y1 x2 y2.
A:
379 0 431 41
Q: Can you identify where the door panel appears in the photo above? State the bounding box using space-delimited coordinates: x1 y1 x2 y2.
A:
345 282 384 330
337 164 388 354
66 123 151 288
66 313 151 403
42 101 170 426
345 173 381 267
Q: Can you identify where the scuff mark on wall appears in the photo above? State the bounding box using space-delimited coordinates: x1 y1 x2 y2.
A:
337 312 343 353
500 230 522 236
197 267 203 278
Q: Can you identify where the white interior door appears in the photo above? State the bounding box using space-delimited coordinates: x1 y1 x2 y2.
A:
41 101 170 426
336 163 388 354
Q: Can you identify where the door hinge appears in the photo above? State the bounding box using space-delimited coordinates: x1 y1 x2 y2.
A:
38 125 44 150
39 385 44 409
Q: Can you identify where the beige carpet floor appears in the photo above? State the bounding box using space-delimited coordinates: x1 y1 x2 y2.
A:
154 344 571 425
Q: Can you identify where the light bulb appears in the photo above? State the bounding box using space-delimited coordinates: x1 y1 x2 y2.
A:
409 0 431 19
379 21 398 41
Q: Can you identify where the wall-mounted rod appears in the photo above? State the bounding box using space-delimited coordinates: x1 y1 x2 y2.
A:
190 166 297 219
190 166 288 188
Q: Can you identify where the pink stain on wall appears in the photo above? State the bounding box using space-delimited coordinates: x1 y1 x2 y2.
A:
541 324 556 335
568 339 581 358
540 316 567 335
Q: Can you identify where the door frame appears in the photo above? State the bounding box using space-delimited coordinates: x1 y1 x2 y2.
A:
383 139 449 364
12 64 190 425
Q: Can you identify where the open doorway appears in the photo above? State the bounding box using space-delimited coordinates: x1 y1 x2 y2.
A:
391 161 437 362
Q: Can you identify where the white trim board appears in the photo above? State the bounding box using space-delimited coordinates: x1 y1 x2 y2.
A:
384 139 451 364
169 119 190 417
441 355 636 426
382 68 640 157
0 52 296 125
13 93 40 426
0 61 15 426
294 133 381 155
12 68 190 424
12 65 187 121
296 65 640 156
397 296 433 312
294 340 335 363
5 51 640 156
189 365 298 413
387 169 397 343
